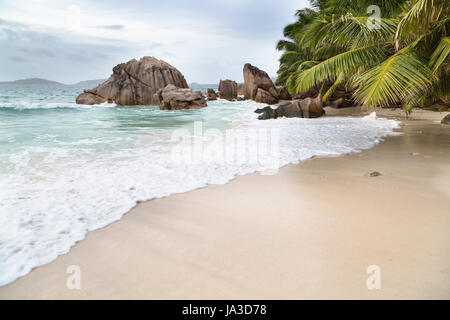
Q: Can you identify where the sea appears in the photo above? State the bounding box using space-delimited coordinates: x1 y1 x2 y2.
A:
0 85 400 285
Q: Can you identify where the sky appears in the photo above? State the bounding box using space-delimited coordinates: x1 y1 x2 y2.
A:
0 0 309 84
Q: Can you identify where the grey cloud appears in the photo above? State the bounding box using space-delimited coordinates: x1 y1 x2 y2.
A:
9 56 27 62
0 23 140 82
0 0 305 83
96 25 125 30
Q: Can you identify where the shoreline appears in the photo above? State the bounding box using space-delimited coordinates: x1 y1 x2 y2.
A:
1 107 449 299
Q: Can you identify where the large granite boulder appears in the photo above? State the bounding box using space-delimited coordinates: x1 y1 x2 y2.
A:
76 56 188 105
237 83 246 96
207 88 218 101
154 84 207 110
243 63 279 104
255 95 325 120
441 114 450 125
218 80 238 100
255 88 278 105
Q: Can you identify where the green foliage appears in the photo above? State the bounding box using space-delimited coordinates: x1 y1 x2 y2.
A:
276 0 449 110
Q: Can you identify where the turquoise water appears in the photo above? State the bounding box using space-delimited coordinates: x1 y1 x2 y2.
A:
0 88 237 164
0 87 400 286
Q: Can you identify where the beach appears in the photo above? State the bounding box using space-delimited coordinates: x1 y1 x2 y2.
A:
1 107 449 299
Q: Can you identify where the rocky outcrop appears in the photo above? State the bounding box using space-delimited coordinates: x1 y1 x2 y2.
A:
154 84 207 110
327 97 354 109
441 114 450 125
218 80 238 100
294 87 319 100
276 85 292 100
430 104 449 112
207 88 218 101
75 92 107 105
255 95 325 120
76 56 188 105
255 88 278 104
324 89 355 109
237 83 246 96
243 63 279 104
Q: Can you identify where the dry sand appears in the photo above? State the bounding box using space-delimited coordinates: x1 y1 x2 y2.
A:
1 107 449 299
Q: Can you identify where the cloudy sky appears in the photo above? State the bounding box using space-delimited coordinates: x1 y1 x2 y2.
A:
0 0 309 84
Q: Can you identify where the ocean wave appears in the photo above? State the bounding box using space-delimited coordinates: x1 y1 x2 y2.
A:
0 101 117 110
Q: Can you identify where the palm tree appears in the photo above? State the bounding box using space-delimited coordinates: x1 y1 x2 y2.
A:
276 0 449 115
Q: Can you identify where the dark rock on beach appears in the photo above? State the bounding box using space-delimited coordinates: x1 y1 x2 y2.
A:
441 114 450 125
294 87 318 100
324 88 356 109
255 95 325 120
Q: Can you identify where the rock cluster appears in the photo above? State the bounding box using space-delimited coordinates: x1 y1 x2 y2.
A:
153 84 207 110
255 95 325 120
76 56 188 106
243 63 279 104
325 89 355 109
207 88 218 101
276 85 292 100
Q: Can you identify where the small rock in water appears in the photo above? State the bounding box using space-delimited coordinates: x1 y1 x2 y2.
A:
368 171 382 177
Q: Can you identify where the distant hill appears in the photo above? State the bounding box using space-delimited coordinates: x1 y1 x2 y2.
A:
0 78 65 86
71 79 107 89
189 82 219 91
0 78 107 90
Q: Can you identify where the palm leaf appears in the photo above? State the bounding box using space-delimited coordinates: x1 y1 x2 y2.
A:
293 44 386 92
395 0 447 48
322 72 345 102
430 37 450 73
355 47 434 107
323 14 398 48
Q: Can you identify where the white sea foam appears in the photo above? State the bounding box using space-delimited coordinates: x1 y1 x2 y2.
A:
0 99 401 286
0 101 117 109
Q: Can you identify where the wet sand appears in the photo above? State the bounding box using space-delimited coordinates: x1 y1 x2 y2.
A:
1 107 449 299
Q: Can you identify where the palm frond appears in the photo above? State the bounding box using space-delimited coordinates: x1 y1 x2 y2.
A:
355 47 434 107
322 72 345 102
324 14 398 48
293 44 386 92
395 0 447 49
430 37 450 73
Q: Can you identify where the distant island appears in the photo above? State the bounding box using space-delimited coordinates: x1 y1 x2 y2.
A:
0 78 107 89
